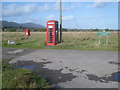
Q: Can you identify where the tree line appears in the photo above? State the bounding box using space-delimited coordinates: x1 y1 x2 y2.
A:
2 27 117 32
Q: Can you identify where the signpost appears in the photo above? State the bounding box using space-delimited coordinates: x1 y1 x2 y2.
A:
97 30 110 45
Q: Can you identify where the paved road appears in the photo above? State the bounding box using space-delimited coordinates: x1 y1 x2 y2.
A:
2 47 37 60
3 47 119 88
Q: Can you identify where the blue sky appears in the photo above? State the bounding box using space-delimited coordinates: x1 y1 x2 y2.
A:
2 2 118 29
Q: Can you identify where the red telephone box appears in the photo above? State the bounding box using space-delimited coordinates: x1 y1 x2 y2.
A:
47 20 58 46
25 29 30 36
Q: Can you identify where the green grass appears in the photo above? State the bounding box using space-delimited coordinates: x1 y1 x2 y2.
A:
2 32 119 51
0 72 1 89
2 59 49 88
0 59 2 89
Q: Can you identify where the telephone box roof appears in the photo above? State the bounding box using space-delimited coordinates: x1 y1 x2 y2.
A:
47 20 58 22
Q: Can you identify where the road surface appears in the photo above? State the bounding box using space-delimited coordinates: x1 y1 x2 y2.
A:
2 47 119 88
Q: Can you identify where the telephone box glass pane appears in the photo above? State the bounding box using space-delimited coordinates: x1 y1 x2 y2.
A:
48 26 53 43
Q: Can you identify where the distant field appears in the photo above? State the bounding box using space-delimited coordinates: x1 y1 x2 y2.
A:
2 32 119 51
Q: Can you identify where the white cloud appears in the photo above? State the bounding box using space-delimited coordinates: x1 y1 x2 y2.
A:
83 15 105 22
53 2 81 11
46 14 58 20
2 3 52 17
64 3 82 10
92 2 108 8
23 16 44 24
70 2 82 8
45 14 74 21
0 4 2 18
38 4 50 11
53 2 59 10
2 2 82 18
88 0 109 8
2 3 38 17
62 15 74 21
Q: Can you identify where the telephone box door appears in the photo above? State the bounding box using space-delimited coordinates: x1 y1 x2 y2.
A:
48 25 54 45
47 20 58 46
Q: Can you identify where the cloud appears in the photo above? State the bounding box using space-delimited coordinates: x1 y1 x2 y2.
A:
52 2 59 10
92 2 108 8
83 15 105 22
53 2 81 11
2 3 51 17
2 3 38 17
0 4 1 12
70 2 82 8
45 14 74 21
2 2 82 18
38 4 50 11
88 0 108 8
62 15 74 21
46 14 58 20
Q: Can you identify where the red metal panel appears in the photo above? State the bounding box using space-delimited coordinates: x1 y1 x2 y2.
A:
25 29 30 36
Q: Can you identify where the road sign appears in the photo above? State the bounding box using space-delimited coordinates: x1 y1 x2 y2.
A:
97 32 110 36
97 30 110 45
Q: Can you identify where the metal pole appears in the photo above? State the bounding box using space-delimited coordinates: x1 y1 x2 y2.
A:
106 35 108 45
99 35 100 45
60 0 62 43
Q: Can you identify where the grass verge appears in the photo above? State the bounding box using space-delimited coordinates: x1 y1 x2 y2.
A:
2 59 49 88
2 32 119 51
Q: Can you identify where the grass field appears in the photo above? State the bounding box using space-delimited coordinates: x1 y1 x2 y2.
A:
2 32 119 51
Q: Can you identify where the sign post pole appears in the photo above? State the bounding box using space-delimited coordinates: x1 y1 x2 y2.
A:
99 35 100 45
106 35 108 45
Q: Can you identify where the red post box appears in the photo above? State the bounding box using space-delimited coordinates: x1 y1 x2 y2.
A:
25 29 30 36
47 20 58 46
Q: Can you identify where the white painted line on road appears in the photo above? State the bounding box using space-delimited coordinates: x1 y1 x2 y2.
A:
7 49 23 54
